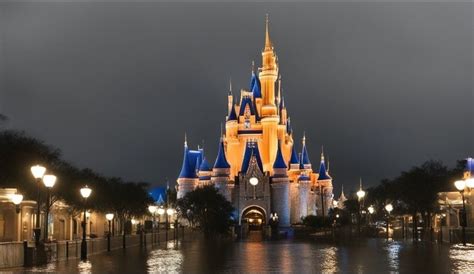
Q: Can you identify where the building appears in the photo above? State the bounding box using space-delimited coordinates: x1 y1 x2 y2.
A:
0 188 115 243
176 17 335 228
436 158 474 243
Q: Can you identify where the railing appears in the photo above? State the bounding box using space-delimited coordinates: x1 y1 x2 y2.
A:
0 241 24 268
0 229 182 269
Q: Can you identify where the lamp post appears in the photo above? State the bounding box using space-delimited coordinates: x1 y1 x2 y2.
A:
42 174 56 242
10 193 24 242
356 181 366 236
157 207 165 243
166 208 174 241
31 165 46 246
367 205 375 225
454 180 468 246
148 205 157 244
105 213 114 251
385 203 393 240
249 177 259 200
80 185 92 261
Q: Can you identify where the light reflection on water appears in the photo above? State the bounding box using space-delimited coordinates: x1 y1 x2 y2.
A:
319 246 339 273
385 241 402 271
449 243 474 272
18 238 474 273
77 260 92 274
146 241 183 273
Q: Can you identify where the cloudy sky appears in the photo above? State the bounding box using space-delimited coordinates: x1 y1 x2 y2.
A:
0 2 472 192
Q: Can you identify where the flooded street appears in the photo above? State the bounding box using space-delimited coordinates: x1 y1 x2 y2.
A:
16 235 474 273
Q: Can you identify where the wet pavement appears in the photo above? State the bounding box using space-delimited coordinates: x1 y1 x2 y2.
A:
13 236 474 273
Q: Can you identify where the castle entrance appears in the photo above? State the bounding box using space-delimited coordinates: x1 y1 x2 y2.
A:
241 206 266 231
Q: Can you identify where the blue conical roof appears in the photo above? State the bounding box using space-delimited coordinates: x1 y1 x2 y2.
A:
250 71 262 98
273 142 287 169
298 173 311 181
178 145 198 178
199 157 212 172
301 137 311 166
318 154 331 180
214 139 230 169
227 105 237 121
239 96 257 116
466 157 474 173
241 140 263 173
289 144 299 165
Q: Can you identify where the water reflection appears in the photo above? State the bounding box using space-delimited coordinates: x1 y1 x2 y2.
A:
449 244 474 272
385 241 402 270
17 238 474 273
146 243 183 273
319 246 338 273
77 260 92 274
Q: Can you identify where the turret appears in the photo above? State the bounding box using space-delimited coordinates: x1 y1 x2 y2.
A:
301 133 311 170
177 134 199 199
317 148 331 181
228 78 234 116
198 157 212 187
289 144 300 170
212 137 231 200
271 141 290 227
273 141 288 176
260 14 278 117
338 185 347 208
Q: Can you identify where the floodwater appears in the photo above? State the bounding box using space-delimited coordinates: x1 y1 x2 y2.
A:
16 234 474 273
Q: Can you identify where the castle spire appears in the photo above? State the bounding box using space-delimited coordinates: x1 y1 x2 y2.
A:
229 77 232 95
301 133 311 167
264 13 272 51
214 137 230 169
273 141 287 169
184 132 188 147
321 145 325 161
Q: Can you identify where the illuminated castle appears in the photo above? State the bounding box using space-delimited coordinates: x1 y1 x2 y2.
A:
176 16 334 227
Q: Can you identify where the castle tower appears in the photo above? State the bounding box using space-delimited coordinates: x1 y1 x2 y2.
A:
211 137 231 201
260 15 280 171
297 161 311 221
198 156 212 187
271 142 290 227
337 185 347 209
177 135 199 199
316 148 333 216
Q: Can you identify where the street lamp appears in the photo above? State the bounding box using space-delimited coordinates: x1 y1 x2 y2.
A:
31 164 46 245
356 180 366 236
454 180 467 246
10 193 23 242
385 203 393 240
10 193 23 213
105 213 114 251
148 205 157 243
80 185 92 261
249 177 259 200
367 205 375 225
42 174 56 242
157 207 165 242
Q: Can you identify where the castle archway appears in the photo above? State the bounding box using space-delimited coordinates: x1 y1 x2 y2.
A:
241 205 266 230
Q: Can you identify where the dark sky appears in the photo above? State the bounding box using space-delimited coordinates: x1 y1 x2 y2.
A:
0 2 472 193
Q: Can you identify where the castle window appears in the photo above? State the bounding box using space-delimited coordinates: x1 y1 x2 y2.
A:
244 119 251 129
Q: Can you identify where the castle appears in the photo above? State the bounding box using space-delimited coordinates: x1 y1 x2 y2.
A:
176 17 334 228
